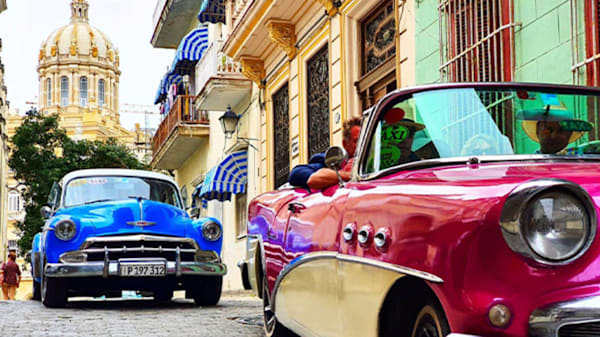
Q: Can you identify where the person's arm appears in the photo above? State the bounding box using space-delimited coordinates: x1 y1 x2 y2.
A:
288 164 321 190
16 265 21 287
307 168 351 190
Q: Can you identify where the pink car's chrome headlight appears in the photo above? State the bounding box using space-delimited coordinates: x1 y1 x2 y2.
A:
522 192 590 261
500 179 596 265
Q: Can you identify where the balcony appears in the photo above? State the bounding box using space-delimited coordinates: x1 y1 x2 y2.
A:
194 41 252 111
151 95 209 170
151 0 203 48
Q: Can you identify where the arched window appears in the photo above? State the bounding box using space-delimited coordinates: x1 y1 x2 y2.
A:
98 79 105 107
46 78 52 107
60 76 69 107
79 76 88 106
8 191 21 213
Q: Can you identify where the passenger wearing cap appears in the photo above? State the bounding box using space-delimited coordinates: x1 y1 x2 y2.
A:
518 104 593 154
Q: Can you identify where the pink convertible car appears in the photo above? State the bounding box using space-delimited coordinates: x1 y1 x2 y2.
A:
239 83 600 337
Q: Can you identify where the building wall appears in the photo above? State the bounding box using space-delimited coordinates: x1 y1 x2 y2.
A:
514 0 572 84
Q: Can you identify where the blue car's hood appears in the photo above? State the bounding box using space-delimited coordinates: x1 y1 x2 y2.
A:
54 199 191 237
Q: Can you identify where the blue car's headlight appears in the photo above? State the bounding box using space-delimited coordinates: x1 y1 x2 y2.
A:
201 221 222 241
54 219 77 241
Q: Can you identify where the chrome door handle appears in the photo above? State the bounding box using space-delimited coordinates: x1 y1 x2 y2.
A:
288 202 306 213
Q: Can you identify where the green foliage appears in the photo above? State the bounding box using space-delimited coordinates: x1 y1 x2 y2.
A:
8 109 147 253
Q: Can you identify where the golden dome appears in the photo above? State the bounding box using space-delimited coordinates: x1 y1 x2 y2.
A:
38 0 119 67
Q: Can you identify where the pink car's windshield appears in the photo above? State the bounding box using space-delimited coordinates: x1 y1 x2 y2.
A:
363 88 599 173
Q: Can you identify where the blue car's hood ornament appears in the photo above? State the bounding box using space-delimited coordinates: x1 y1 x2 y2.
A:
126 196 156 229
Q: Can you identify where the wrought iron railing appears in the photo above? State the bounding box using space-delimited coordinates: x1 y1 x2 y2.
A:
152 95 209 153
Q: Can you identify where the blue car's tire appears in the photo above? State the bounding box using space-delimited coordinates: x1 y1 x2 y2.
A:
41 258 67 308
32 280 41 300
192 276 222 306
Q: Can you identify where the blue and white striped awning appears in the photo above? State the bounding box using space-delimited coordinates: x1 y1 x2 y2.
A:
200 151 248 202
154 71 183 104
198 0 225 24
171 26 209 75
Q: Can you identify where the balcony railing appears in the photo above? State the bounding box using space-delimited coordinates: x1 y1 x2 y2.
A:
195 40 243 93
152 95 209 153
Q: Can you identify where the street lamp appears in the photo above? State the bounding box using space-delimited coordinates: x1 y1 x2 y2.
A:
219 105 240 138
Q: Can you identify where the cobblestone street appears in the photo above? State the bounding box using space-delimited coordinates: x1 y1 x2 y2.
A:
0 293 264 336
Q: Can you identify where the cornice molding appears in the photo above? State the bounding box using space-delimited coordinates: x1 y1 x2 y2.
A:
267 20 296 59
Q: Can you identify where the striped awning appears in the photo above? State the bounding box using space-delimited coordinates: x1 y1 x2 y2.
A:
200 151 248 201
154 71 182 104
198 0 225 24
171 26 209 75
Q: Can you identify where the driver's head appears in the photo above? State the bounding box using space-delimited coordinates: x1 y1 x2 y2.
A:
342 117 362 157
536 121 572 154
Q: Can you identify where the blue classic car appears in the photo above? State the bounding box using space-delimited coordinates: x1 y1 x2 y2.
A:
31 168 226 308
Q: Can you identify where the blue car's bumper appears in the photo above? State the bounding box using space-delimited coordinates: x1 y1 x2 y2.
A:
45 259 226 278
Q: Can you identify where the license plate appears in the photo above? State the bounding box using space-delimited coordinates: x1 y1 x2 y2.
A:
120 263 166 277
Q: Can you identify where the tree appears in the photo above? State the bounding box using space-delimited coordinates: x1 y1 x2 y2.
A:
8 108 146 253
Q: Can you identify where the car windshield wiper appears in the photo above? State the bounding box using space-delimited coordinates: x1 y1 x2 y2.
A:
83 198 114 205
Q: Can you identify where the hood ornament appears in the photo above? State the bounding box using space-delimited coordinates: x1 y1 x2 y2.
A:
127 196 156 229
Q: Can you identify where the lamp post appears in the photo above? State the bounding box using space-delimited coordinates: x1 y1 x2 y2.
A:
219 105 240 138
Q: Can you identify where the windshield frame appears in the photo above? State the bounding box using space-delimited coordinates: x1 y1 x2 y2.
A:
60 175 183 209
355 82 600 182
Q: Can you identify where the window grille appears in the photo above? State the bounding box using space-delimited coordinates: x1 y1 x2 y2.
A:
571 0 600 140
273 83 290 189
80 76 88 107
46 78 51 107
439 0 517 82
307 45 330 159
98 79 105 107
60 76 69 107
571 0 600 85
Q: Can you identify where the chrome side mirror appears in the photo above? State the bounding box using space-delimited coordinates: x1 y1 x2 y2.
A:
325 146 348 187
40 206 53 219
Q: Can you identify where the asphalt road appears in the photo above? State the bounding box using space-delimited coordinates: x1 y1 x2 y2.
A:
0 293 265 336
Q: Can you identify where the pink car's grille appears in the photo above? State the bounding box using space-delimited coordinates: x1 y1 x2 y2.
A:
560 322 600 337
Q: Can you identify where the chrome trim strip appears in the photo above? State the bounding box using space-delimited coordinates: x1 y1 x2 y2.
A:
271 252 443 312
529 295 600 337
80 235 199 250
45 260 227 278
499 178 597 266
73 247 197 255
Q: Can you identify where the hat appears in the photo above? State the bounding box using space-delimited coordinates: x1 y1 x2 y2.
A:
517 107 593 144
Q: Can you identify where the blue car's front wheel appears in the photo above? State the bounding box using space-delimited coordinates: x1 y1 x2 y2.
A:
41 257 67 308
32 280 41 300
191 275 222 306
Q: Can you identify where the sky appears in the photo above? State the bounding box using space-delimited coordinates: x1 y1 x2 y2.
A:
0 0 174 130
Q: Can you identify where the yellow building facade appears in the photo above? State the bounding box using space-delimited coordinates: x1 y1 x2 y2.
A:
221 0 417 194
217 0 417 252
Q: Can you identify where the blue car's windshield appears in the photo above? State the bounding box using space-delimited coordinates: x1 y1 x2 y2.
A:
64 176 181 208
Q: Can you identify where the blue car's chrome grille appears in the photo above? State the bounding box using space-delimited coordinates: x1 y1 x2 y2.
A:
80 235 198 262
